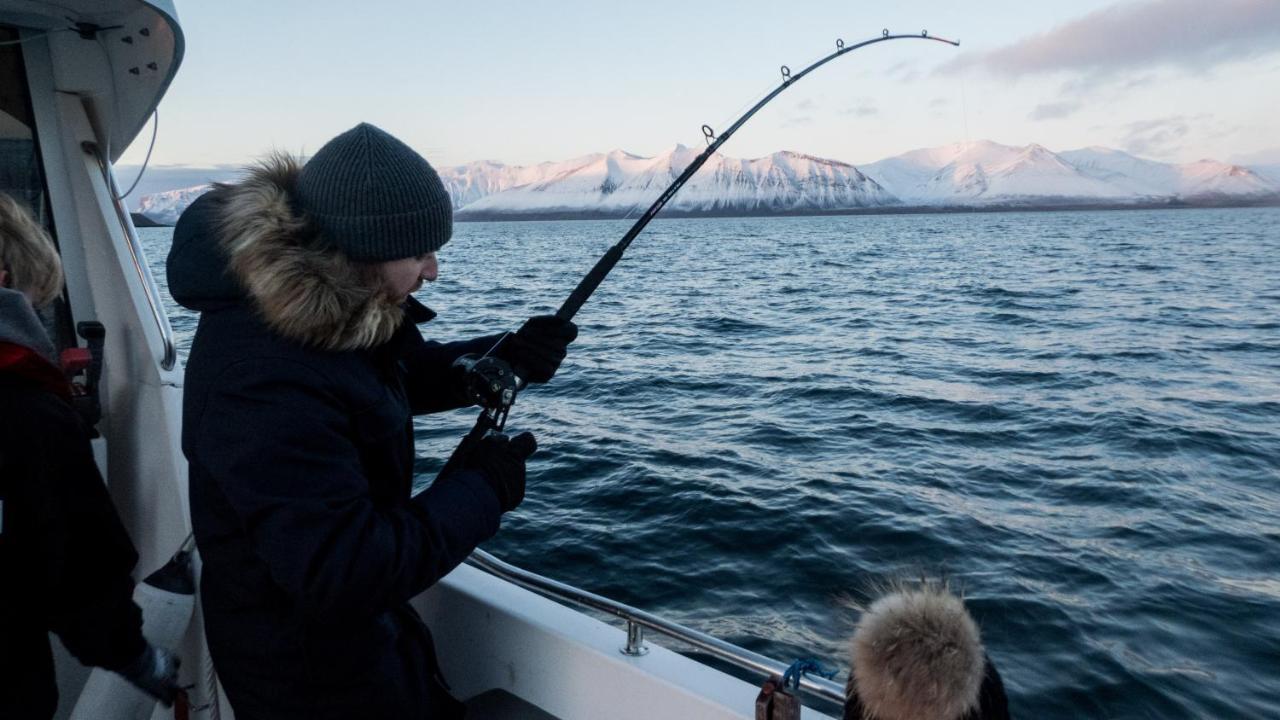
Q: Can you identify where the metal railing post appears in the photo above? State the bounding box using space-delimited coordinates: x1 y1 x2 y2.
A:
622 620 649 656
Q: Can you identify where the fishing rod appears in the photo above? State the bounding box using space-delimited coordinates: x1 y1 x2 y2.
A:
440 29 959 477
555 29 958 322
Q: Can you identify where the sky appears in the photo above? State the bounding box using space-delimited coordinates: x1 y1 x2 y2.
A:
117 0 1280 176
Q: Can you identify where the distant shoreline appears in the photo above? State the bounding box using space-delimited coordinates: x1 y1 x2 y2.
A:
453 197 1280 222
133 197 1280 227
130 212 169 227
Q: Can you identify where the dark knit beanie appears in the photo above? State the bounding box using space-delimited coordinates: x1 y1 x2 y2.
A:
295 123 453 262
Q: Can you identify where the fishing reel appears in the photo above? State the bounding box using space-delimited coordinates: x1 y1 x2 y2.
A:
453 352 521 428
438 333 531 483
435 352 521 483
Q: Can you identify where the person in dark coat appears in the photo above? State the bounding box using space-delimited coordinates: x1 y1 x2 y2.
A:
842 581 1010 720
0 193 180 718
167 123 576 720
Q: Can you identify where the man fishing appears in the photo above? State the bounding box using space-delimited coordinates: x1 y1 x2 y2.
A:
167 123 576 719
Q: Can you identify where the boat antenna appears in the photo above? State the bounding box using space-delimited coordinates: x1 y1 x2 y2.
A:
438 30 959 479
117 109 159 200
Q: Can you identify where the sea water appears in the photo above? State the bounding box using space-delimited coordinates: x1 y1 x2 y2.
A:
142 207 1280 719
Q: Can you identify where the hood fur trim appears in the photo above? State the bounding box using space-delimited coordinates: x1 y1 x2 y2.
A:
218 153 403 351
850 584 985 720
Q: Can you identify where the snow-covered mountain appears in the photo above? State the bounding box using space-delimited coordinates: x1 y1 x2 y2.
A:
137 184 213 225
1063 147 1278 199
1174 159 1279 198
863 141 1279 206
134 141 1280 224
1058 146 1183 196
454 145 895 218
1250 164 1280 184
437 155 605 209
862 141 1121 205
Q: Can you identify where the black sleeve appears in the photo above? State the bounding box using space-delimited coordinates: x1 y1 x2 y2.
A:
401 331 505 414
26 397 146 671
195 358 503 623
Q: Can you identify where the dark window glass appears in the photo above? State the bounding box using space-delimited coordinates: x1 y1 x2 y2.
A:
0 26 48 224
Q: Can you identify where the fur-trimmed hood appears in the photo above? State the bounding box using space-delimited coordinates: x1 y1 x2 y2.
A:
166 155 408 351
846 584 987 720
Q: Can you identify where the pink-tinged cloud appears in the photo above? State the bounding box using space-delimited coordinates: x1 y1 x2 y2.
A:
943 0 1280 77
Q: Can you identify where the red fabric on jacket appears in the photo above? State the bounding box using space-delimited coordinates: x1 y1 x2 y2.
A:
0 341 69 400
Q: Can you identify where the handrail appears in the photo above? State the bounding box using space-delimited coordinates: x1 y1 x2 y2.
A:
83 141 178 371
466 548 846 708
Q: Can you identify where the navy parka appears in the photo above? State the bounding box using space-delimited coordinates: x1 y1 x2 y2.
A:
171 185 503 719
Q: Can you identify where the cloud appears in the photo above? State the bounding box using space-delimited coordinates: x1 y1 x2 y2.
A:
1231 146 1280 165
781 98 820 127
1095 114 1240 160
1119 115 1195 157
885 60 920 83
1029 101 1082 121
841 105 878 118
943 0 1280 77
1029 73 1155 124
839 98 878 117
1060 73 1155 96
1119 75 1156 91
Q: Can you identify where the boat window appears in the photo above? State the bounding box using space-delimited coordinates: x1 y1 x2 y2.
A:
0 26 50 227
1 25 71 349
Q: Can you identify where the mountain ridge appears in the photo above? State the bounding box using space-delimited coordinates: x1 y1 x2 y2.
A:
134 141 1280 224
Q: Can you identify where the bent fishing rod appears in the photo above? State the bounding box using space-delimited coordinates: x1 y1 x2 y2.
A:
441 29 959 476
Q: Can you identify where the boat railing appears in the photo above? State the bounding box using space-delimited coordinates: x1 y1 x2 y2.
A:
85 141 178 371
466 548 846 708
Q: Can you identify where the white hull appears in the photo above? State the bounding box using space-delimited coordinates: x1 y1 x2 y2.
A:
419 564 835 720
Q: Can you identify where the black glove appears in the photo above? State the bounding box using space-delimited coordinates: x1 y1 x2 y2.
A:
462 431 537 512
500 315 578 384
117 643 181 706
